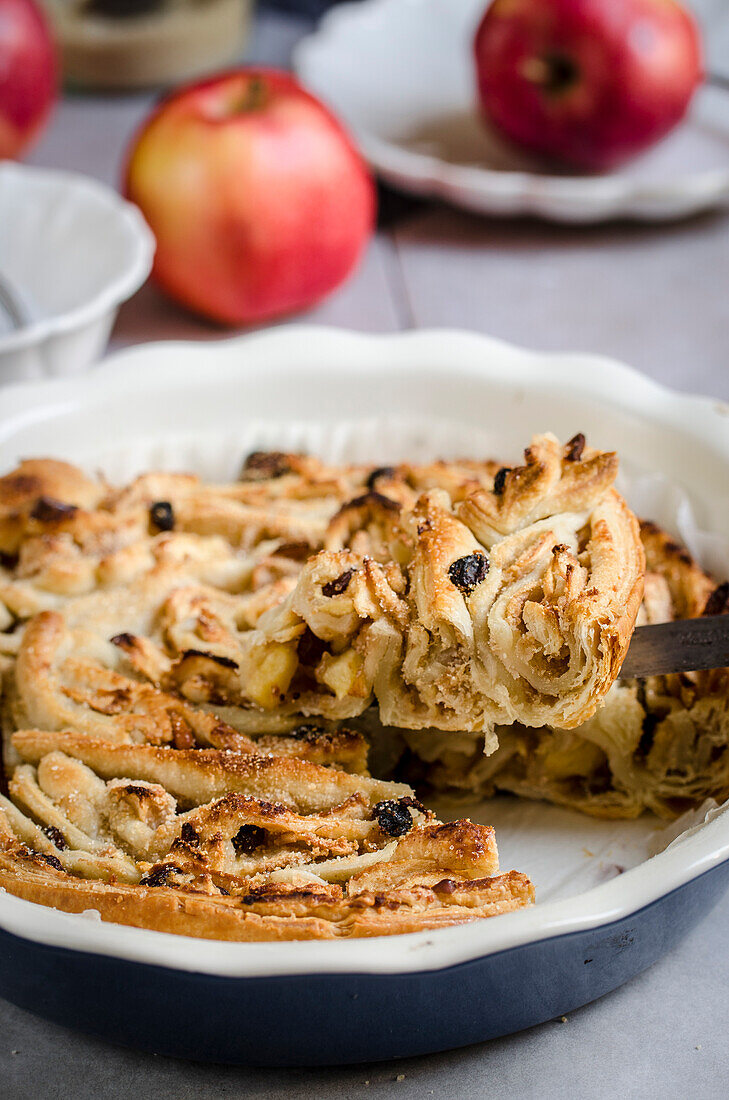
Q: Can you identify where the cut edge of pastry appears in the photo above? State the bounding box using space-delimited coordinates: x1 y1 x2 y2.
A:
0 733 535 941
405 518 729 820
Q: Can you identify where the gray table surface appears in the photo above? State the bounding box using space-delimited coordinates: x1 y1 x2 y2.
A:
3 5 729 1097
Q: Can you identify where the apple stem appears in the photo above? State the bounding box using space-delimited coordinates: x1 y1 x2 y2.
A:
520 54 579 95
237 76 268 113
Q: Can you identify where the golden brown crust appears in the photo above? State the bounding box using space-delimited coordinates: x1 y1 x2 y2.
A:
638 520 715 620
0 459 106 555
0 742 533 939
0 844 533 941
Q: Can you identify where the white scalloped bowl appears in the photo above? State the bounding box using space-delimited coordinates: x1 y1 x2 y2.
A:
294 0 729 223
0 163 155 384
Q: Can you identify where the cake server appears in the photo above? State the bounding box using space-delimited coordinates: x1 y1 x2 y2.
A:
620 613 729 679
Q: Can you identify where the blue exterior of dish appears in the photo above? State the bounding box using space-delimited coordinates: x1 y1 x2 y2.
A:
0 860 726 1066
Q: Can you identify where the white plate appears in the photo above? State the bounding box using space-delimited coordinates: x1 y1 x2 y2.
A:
0 325 728 979
294 0 729 223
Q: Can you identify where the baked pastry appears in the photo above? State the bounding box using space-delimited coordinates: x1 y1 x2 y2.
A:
410 521 729 819
1 430 725 942
0 434 645 752
0 730 533 939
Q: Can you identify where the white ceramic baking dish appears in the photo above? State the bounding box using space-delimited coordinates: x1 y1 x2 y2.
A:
0 327 727 1064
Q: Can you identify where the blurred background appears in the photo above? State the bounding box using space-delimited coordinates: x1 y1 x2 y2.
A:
3 0 729 396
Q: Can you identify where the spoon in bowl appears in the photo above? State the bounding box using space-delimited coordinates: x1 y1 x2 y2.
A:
0 271 28 331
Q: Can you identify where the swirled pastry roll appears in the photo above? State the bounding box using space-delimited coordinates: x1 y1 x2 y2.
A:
0 731 533 940
412 521 729 819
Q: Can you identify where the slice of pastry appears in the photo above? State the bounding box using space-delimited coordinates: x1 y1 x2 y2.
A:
412 521 729 819
0 731 534 940
232 432 642 739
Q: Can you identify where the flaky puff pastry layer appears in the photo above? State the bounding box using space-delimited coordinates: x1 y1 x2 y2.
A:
0 732 533 940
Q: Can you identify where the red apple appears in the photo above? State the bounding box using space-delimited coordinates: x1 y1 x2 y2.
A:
124 68 376 325
474 0 703 171
0 0 56 159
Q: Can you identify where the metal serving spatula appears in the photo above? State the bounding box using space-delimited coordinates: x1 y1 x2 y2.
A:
620 614 729 679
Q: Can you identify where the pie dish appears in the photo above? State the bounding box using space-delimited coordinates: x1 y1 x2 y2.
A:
0 415 724 931
0 327 727 1064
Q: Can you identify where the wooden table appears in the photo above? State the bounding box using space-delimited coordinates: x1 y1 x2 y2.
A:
3 6 728 1098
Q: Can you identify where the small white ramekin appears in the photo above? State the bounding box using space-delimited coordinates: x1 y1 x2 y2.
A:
0 163 155 384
